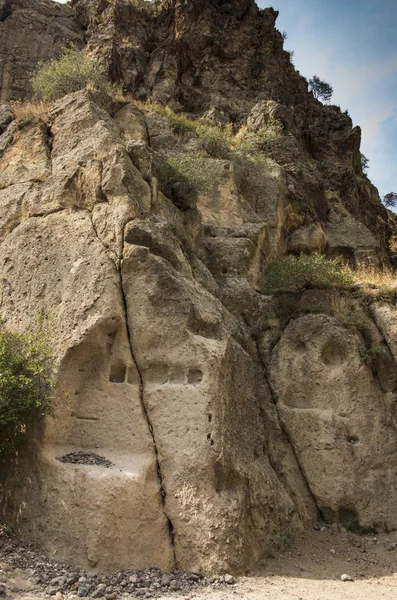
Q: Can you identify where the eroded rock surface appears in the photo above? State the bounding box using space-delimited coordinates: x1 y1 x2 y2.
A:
0 0 84 101
268 313 397 530
0 0 397 578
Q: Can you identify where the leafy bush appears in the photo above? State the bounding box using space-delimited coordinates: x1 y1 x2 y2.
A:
196 124 231 159
31 46 109 102
0 320 54 458
158 153 225 196
147 103 232 154
263 253 354 293
360 345 386 365
145 103 198 139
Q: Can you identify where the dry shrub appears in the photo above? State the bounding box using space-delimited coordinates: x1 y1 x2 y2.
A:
10 101 50 122
354 265 397 289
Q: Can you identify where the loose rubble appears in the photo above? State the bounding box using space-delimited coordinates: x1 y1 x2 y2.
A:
56 452 114 469
0 530 235 599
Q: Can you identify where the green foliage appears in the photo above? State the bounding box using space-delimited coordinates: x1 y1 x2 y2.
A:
0 319 54 458
308 74 333 103
158 153 225 197
196 124 231 159
357 152 369 174
263 253 354 293
383 191 397 208
337 304 370 335
145 103 198 139
31 46 110 102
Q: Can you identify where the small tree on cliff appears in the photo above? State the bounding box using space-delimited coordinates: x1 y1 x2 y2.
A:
308 75 333 103
382 192 397 208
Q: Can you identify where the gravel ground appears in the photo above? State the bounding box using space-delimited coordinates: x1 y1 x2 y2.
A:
0 528 234 600
1 524 397 600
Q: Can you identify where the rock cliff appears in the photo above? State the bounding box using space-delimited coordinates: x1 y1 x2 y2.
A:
0 0 397 576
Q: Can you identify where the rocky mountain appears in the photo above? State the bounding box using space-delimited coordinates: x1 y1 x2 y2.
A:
0 0 397 577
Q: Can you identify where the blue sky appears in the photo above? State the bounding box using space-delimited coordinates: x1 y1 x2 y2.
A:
258 0 397 199
55 0 396 198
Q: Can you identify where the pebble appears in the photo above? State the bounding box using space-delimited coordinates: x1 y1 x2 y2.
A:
57 451 113 469
224 574 235 584
160 575 170 587
387 542 397 551
92 584 107 598
0 531 216 599
340 573 354 582
51 576 67 586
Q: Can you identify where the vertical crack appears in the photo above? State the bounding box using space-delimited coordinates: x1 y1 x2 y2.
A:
266 372 325 523
119 261 177 565
86 211 176 562
252 329 324 523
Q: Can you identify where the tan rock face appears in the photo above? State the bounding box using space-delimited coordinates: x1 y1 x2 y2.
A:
268 313 397 531
0 91 171 571
1 86 397 574
0 0 397 576
0 90 308 573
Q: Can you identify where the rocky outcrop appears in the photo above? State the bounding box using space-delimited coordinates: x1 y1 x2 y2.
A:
0 0 84 101
0 90 305 573
0 0 397 578
1 88 397 574
0 0 394 261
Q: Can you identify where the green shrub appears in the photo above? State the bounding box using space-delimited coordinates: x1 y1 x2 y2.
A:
158 153 225 196
145 103 198 139
263 253 355 293
0 320 54 458
196 124 231 159
31 46 109 102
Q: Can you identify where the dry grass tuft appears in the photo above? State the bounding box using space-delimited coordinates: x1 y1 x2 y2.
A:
11 101 50 122
354 266 397 289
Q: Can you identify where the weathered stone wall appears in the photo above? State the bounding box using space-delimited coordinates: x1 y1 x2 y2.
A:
0 90 397 574
0 0 397 577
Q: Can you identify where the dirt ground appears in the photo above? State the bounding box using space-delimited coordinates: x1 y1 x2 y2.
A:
2 527 397 600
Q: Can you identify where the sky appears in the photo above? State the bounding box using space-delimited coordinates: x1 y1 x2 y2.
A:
258 0 397 199
55 0 396 198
